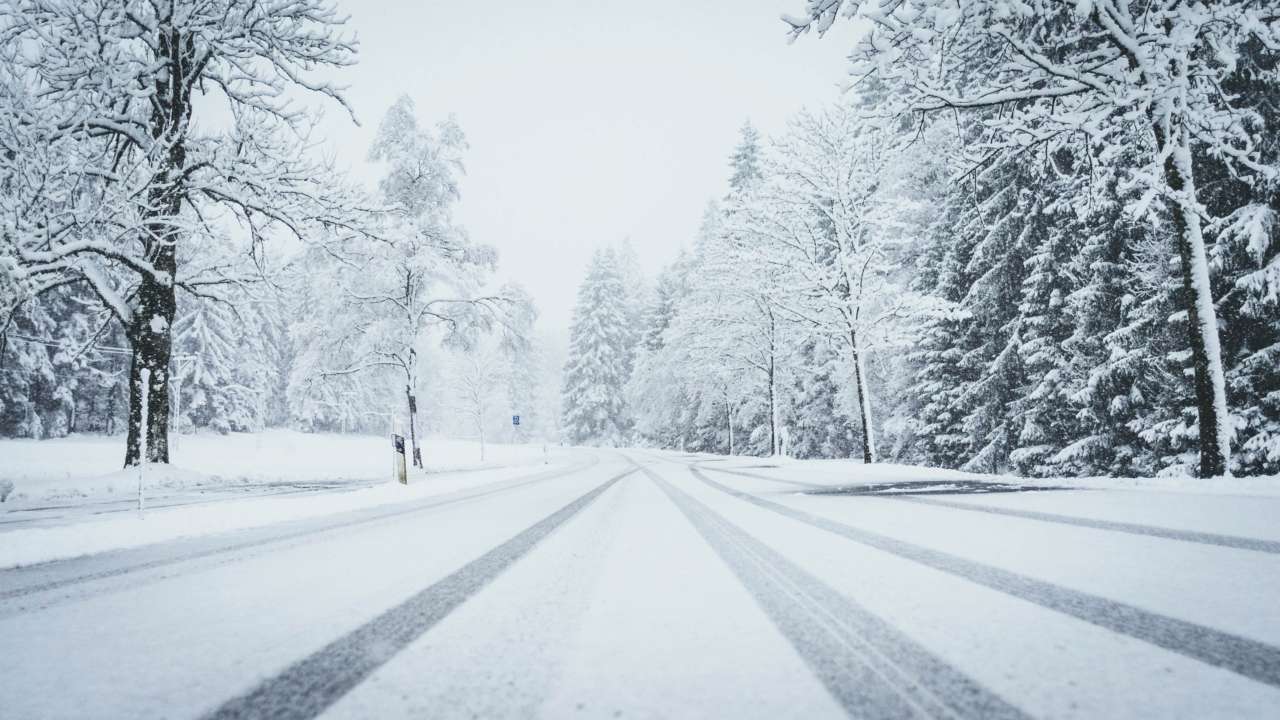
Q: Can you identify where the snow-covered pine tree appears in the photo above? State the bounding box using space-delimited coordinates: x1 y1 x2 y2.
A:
1049 159 1162 475
902 166 992 469
614 238 648 389
172 298 240 433
1201 44 1280 475
872 120 959 464
786 0 1280 477
1116 233 1196 475
642 260 687 354
0 281 131 438
729 121 764 194
954 164 1045 474
562 248 631 446
254 293 294 429
172 292 279 434
1010 182 1085 476
788 337 856 459
1213 206 1280 475
628 259 696 449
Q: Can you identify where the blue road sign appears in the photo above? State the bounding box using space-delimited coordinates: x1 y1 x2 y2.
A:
512 415 521 426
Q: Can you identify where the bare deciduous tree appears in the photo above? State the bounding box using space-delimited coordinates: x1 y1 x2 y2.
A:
1 0 365 466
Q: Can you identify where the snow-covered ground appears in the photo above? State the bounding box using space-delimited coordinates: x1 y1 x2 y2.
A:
0 430 570 568
694 453 1280 497
0 429 556 502
3 449 1279 718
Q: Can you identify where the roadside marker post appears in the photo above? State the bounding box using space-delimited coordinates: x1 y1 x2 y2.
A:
391 417 408 485
392 433 408 485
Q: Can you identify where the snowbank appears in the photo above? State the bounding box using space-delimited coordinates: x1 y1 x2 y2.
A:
688 454 1280 497
0 429 555 502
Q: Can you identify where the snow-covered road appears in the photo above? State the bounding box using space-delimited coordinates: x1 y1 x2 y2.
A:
2 450 1278 718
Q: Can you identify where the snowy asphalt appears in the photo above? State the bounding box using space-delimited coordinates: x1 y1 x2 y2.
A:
2 451 1279 718
693 467 1280 688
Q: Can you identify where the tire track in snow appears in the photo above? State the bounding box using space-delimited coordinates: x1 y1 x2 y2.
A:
633 459 1028 719
710 465 1280 554
893 495 1280 555
694 465 1280 689
0 483 382 531
201 466 634 720
0 456 599 606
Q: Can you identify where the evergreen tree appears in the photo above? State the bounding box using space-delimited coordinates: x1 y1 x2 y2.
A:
1010 187 1083 476
562 249 631 446
788 337 856 459
728 121 763 194
1202 41 1280 475
1056 167 1168 476
903 179 986 468
614 238 648 388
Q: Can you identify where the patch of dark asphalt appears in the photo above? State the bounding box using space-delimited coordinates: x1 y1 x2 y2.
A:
806 480 1074 496
640 463 1029 719
692 466 1280 690
703 466 1069 496
201 467 634 720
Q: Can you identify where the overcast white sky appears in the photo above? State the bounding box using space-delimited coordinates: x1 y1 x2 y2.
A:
314 0 857 334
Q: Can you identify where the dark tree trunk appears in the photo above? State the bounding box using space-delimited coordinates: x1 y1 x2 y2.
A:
123 24 194 468
767 358 777 456
124 281 175 465
726 400 734 456
406 346 423 469
850 337 876 465
406 384 422 469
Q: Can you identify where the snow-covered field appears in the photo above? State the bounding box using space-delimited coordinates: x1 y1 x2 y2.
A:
0 429 556 502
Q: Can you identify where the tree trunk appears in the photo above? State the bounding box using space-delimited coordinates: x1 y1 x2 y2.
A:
1154 121 1231 478
123 25 192 468
767 359 779 456
406 385 422 469
406 336 423 470
124 275 175 466
727 403 735 456
850 333 877 464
